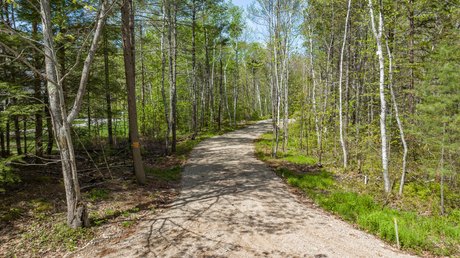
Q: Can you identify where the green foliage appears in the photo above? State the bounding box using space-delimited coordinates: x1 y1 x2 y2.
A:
146 165 181 183
283 168 460 255
256 132 460 256
31 198 54 214
0 207 23 222
23 221 93 252
0 155 22 191
86 188 110 202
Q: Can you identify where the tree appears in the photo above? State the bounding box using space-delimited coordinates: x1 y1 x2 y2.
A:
368 0 390 193
121 0 146 184
338 0 351 168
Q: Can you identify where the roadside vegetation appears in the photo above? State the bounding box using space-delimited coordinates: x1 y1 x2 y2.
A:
256 130 460 256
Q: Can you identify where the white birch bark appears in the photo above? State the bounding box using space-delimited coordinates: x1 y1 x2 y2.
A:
368 0 390 192
338 0 352 168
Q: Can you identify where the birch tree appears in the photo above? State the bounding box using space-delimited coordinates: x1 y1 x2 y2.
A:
338 0 351 168
368 0 390 192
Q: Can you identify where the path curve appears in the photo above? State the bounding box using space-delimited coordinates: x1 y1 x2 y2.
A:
72 121 415 258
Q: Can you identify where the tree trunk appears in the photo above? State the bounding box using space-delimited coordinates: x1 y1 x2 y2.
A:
121 0 146 184
338 0 352 168
407 0 415 114
33 21 43 157
13 106 22 155
167 0 177 152
23 118 27 154
40 0 89 227
385 41 408 196
45 94 53 155
160 0 169 155
368 0 390 192
218 44 223 131
308 26 322 164
233 41 239 127
104 26 113 147
191 0 198 139
139 22 147 135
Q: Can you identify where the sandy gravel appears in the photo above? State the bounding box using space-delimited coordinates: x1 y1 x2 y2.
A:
70 120 416 258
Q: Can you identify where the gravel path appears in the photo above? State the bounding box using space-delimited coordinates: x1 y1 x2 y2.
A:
71 120 416 258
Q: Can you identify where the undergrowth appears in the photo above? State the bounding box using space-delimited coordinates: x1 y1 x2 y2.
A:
256 132 460 256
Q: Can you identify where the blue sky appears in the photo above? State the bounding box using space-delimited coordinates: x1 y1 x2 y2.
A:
231 0 252 8
230 0 263 42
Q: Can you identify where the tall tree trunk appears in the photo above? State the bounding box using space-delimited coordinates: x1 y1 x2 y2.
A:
308 26 322 164
233 41 239 127
407 0 415 113
40 0 90 228
191 0 198 139
45 94 53 155
202 10 210 127
104 26 113 147
139 22 147 135
121 0 146 184
385 41 408 196
33 21 43 157
13 114 22 155
167 0 177 152
218 44 223 131
338 0 352 168
369 0 390 192
23 118 27 154
160 0 169 155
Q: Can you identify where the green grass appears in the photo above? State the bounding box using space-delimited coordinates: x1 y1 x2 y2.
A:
256 132 460 256
86 188 110 202
22 221 94 252
146 165 182 183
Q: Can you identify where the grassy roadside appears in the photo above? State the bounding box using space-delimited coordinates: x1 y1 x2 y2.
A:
0 121 253 257
255 132 460 256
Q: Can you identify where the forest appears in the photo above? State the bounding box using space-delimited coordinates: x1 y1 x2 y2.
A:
0 0 459 256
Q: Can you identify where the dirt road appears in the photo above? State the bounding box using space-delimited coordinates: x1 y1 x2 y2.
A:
71 120 415 258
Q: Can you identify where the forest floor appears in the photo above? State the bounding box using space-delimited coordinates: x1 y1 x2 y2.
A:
0 138 182 257
67 120 416 258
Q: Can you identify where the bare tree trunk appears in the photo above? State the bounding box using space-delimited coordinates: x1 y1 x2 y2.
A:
338 0 352 168
40 0 94 227
32 21 43 157
233 41 239 127
308 26 322 163
407 0 415 114
191 0 198 139
218 44 223 131
224 59 232 123
104 26 113 147
121 0 146 184
13 103 22 155
139 22 147 135
160 0 169 155
368 0 390 192
203 10 210 127
385 41 408 196
45 95 53 155
23 118 27 154
167 0 178 152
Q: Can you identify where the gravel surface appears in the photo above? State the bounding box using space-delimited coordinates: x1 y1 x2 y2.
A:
70 120 416 258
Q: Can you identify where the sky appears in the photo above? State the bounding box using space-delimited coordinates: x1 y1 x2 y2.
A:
231 0 252 8
230 0 264 42
230 0 304 51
